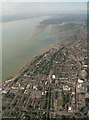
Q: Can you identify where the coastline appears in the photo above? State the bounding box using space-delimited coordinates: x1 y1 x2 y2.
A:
3 34 73 82
3 43 55 82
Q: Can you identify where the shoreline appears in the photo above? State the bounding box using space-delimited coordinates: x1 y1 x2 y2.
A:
3 35 70 82
3 43 56 82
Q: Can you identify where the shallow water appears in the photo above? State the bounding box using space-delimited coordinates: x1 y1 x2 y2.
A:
2 16 74 81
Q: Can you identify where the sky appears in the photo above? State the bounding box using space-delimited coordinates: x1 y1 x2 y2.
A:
1 0 89 2
1 2 87 16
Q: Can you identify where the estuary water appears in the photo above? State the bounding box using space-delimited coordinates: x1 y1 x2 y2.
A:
2 16 72 81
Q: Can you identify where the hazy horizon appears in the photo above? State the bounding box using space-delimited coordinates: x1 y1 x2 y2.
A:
1 2 87 22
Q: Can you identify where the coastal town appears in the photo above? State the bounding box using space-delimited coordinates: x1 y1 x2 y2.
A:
2 20 89 120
